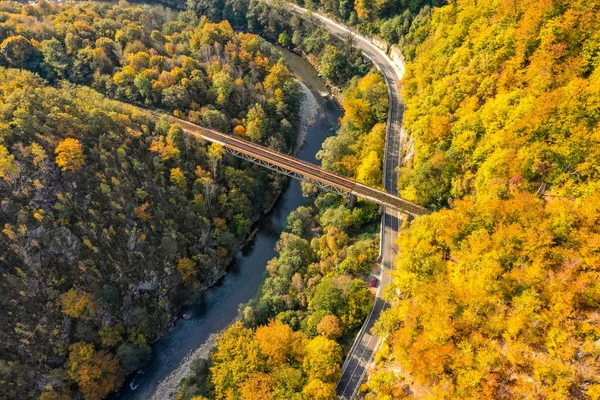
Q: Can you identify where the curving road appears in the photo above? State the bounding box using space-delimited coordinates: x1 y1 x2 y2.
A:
283 4 407 398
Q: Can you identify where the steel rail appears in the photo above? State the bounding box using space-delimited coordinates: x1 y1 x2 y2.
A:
154 114 428 216
138 108 425 215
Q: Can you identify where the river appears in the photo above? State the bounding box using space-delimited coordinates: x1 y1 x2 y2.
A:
114 46 342 399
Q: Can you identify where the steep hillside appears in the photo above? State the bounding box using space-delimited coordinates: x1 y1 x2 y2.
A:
291 0 444 60
0 1 301 398
367 0 600 398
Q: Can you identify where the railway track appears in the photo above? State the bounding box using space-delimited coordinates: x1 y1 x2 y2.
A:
164 115 426 216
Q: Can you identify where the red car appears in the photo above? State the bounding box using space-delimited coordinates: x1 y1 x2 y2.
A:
370 277 377 287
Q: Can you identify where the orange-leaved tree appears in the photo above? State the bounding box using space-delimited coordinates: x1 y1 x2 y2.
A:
66 342 122 400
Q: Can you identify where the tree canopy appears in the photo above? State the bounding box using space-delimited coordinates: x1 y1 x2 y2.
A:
0 1 304 398
209 321 341 399
366 0 600 397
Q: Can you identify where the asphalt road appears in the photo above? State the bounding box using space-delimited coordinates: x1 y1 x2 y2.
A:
284 5 406 398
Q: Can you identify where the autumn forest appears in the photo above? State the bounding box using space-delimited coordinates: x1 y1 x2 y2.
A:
1 0 599 399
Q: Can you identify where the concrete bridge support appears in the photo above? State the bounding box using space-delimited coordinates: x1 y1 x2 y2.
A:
346 193 357 208
158 113 427 216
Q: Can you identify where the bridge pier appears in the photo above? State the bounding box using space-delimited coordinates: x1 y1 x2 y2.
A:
346 193 357 208
169 114 427 216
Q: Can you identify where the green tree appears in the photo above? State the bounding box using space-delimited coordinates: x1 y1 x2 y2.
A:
116 342 151 375
41 38 69 79
0 35 41 70
340 280 372 331
278 31 292 47
310 277 344 315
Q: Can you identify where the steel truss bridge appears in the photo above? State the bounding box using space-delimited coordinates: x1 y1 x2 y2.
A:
225 147 347 196
158 114 427 217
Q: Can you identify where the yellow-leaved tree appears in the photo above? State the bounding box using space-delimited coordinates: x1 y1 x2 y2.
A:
60 289 96 320
176 257 196 284
302 336 342 383
356 151 382 187
170 167 187 191
254 320 305 367
302 378 337 400
54 138 85 171
0 144 20 183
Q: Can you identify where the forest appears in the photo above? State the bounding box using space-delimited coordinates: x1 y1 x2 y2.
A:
183 0 374 86
318 72 388 188
2 0 598 398
0 0 391 398
289 0 444 60
175 61 390 400
0 1 304 398
364 0 600 398
177 196 381 399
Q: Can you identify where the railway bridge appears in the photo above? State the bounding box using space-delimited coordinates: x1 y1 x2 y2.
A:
156 114 427 217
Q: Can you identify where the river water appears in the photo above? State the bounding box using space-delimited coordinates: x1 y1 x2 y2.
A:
114 47 342 399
